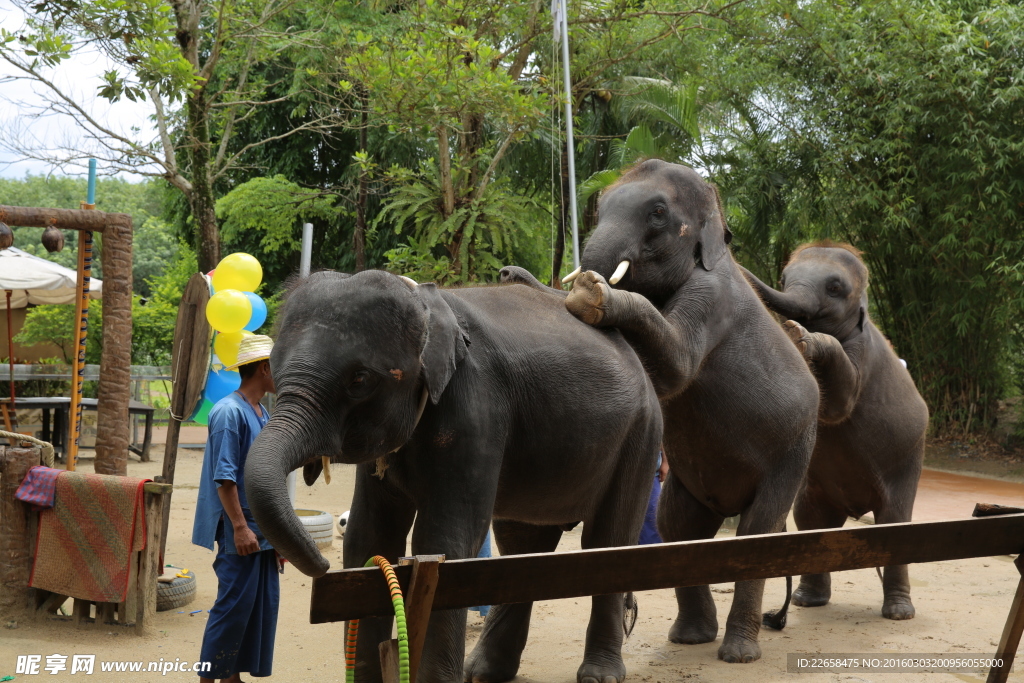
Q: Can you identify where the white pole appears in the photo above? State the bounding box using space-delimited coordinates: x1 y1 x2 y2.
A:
300 222 313 277
287 222 315 506
559 0 581 269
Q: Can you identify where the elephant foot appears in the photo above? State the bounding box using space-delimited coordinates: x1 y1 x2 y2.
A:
463 647 521 683
577 654 626 683
717 633 762 663
668 615 718 644
792 584 830 607
882 597 916 620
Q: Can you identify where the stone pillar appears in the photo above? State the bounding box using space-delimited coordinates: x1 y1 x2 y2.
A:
0 445 40 615
95 216 133 476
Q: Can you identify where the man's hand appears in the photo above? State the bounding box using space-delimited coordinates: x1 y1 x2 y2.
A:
234 524 260 556
658 454 670 484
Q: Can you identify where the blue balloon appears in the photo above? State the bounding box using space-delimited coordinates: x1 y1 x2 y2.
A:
243 291 267 331
204 368 241 404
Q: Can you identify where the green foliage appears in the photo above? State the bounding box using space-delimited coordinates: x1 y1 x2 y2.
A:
0 175 171 290
704 0 1024 434
132 241 198 366
14 300 102 365
377 163 544 284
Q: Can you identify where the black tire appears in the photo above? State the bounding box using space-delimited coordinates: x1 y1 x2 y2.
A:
157 570 197 612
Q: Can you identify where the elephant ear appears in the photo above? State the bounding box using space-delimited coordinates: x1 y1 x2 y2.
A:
415 283 470 404
695 184 733 271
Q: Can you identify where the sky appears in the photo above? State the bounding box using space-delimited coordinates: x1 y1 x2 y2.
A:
0 0 156 180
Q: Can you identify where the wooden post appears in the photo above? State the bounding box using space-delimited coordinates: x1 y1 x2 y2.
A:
158 300 196 566
378 640 401 683
4 289 18 444
0 444 40 615
987 554 1024 682
398 555 443 683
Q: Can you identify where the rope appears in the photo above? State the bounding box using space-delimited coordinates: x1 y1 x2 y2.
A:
345 555 410 683
0 430 55 467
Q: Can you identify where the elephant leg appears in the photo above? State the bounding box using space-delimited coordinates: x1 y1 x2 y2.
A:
875 494 916 620
344 465 417 683
657 475 725 646
791 482 848 608
719 478 801 664
574 451 657 683
464 520 564 683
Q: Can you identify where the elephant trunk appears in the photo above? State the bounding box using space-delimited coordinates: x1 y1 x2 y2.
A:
741 267 816 320
245 413 332 578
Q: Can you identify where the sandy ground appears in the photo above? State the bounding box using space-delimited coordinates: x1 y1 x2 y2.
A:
3 442 1024 683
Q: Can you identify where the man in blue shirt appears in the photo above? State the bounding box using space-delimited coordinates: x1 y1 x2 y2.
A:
193 335 278 683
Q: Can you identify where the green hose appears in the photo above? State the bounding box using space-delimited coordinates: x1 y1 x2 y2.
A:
345 556 410 683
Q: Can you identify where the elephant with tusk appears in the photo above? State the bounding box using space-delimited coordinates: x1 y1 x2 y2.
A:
563 159 820 664
244 269 662 683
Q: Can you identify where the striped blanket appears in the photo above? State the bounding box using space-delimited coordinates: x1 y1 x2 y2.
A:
29 472 149 603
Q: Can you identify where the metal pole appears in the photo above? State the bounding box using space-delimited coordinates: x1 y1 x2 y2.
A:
300 223 313 278
559 0 581 269
287 222 314 504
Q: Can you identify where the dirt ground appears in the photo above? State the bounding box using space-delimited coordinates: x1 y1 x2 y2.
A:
3 440 1024 682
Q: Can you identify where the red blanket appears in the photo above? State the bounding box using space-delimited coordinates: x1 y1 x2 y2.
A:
29 472 149 603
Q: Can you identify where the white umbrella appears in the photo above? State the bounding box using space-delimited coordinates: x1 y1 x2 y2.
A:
0 247 103 309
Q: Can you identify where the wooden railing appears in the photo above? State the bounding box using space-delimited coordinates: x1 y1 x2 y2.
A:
312 509 1024 683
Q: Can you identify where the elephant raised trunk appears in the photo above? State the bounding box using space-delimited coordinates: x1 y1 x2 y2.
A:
741 267 816 321
245 414 332 578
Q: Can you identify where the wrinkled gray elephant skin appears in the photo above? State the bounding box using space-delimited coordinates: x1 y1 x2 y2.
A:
563 159 820 664
742 242 929 620
244 270 662 683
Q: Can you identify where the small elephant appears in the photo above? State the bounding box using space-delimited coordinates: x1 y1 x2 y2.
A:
244 270 663 683
563 159 820 663
742 241 929 620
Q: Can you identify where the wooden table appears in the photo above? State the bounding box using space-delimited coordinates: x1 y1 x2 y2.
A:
0 397 155 461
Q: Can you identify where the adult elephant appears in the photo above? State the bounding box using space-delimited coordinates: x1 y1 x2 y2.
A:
244 270 663 683
742 241 929 620
560 159 819 663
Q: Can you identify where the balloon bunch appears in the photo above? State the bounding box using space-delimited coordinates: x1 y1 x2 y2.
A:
190 253 269 425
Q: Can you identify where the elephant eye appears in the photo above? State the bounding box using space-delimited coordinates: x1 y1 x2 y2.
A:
345 369 379 398
826 280 843 296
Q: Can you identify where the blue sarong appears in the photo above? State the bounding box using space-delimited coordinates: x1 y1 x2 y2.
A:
199 527 280 678
638 474 663 545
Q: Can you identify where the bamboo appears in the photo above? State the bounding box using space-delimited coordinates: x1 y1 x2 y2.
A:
67 223 94 471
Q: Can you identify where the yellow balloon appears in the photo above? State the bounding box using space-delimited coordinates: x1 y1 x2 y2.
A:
206 289 252 333
213 330 253 368
212 253 263 292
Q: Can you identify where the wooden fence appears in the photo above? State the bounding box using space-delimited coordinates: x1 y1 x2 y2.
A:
312 510 1024 683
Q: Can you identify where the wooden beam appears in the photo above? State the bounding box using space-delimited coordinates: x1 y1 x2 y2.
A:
0 205 129 233
311 514 1024 624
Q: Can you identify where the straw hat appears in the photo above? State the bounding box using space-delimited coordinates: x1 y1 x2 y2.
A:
224 334 274 371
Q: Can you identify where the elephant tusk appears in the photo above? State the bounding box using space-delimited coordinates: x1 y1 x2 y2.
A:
321 456 332 485
399 275 418 289
609 260 630 285
561 267 581 284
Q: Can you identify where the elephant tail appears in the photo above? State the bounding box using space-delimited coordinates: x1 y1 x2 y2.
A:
622 592 638 639
762 575 792 631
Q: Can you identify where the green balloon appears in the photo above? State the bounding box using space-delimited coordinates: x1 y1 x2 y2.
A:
191 399 214 425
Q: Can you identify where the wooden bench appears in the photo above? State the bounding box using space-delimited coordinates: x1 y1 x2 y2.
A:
312 509 1024 683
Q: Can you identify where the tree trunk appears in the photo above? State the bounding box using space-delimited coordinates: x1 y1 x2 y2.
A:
354 94 368 271
187 88 220 273
173 0 219 273
550 140 569 288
